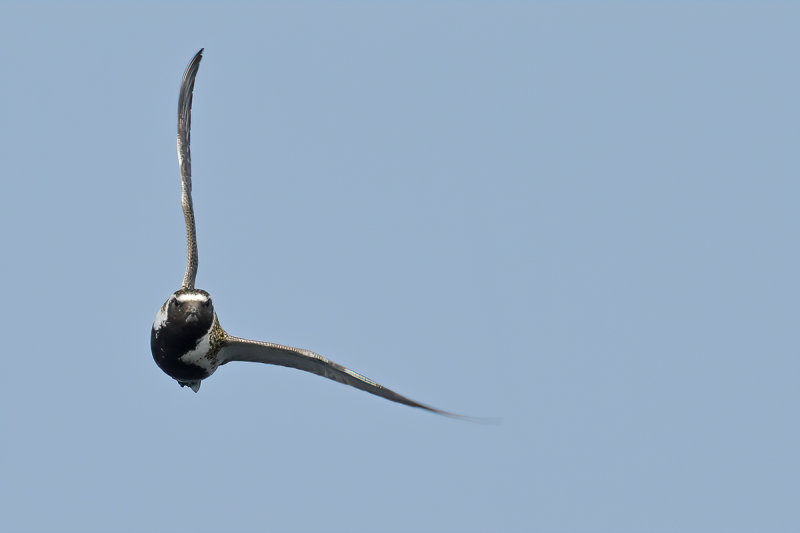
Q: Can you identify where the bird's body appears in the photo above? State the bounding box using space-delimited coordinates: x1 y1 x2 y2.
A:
150 49 474 419
151 289 222 390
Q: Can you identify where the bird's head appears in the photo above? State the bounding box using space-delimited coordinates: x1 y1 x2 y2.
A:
157 288 215 334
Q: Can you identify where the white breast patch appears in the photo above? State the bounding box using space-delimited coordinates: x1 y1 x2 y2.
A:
179 329 217 374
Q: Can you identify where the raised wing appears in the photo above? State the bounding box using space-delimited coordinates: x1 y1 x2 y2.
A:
177 49 203 290
218 336 472 419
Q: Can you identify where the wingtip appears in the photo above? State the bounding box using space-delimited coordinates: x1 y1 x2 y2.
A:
186 48 204 68
433 410 503 425
415 402 501 424
191 48 203 66
466 415 503 426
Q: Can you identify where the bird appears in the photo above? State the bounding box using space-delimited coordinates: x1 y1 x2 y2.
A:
150 49 473 419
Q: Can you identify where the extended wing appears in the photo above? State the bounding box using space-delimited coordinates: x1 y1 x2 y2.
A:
177 49 203 290
218 336 472 419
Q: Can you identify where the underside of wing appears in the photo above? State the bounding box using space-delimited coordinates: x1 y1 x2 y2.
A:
177 48 203 182
177 48 203 290
218 336 468 419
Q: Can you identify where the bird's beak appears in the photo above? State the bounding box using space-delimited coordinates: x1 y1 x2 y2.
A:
184 302 202 324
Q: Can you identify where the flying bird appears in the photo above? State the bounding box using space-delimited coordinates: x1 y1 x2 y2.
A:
150 49 471 419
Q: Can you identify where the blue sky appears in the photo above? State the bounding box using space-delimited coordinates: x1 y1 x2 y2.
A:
1 3 797 533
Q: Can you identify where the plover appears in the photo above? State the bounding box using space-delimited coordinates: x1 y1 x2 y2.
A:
151 49 469 418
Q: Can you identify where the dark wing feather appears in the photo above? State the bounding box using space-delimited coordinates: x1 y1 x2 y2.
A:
218 336 474 419
177 48 203 290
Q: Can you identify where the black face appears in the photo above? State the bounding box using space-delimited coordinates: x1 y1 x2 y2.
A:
151 289 216 381
166 291 215 332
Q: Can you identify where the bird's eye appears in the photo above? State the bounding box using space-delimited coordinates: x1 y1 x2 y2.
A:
204 300 211 307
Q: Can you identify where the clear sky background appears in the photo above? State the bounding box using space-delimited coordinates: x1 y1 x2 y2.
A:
0 3 797 533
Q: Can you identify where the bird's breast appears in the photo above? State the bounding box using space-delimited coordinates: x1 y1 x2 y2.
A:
150 322 216 381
